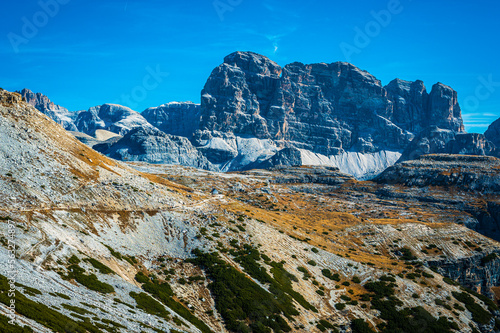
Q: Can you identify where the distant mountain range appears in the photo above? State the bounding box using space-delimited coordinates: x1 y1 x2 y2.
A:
17 51 499 179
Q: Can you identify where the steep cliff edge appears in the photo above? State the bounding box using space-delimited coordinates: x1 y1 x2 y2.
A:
377 154 500 193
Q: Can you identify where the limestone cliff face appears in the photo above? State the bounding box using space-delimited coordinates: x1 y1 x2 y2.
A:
196 51 466 171
429 252 500 299
199 52 282 139
142 102 200 138
428 83 465 132
385 80 464 133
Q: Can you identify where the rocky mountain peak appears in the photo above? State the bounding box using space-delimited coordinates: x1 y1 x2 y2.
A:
75 103 152 136
223 51 282 77
428 82 464 133
19 88 58 110
385 78 425 93
197 52 470 176
16 88 78 131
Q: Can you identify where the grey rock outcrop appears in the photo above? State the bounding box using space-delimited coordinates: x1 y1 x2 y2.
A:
251 147 303 170
17 88 78 131
142 102 200 138
427 82 464 132
376 154 500 193
376 154 500 242
398 126 497 162
95 126 216 170
385 80 464 133
195 51 467 174
485 117 500 148
429 252 500 299
75 104 153 136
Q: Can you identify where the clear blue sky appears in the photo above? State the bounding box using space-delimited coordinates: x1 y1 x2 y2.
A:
1 0 499 133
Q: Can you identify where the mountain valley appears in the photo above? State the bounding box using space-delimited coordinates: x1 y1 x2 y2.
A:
0 87 499 332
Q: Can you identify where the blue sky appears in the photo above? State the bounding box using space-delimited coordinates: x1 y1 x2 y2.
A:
1 0 499 133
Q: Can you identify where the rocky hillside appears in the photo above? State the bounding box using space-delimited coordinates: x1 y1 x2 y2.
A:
377 154 500 241
377 154 500 192
1 88 500 332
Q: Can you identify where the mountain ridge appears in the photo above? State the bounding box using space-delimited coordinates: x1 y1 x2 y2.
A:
11 51 499 178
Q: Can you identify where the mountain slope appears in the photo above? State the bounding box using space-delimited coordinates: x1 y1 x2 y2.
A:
0 89 218 333
1 89 500 333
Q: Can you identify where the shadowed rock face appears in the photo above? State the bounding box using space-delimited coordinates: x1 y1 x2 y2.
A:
142 102 201 138
196 51 465 169
427 82 464 132
385 80 465 134
429 252 500 299
485 117 500 148
199 52 282 139
95 126 215 170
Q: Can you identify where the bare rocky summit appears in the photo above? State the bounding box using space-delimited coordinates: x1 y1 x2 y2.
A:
17 88 78 131
74 103 153 136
